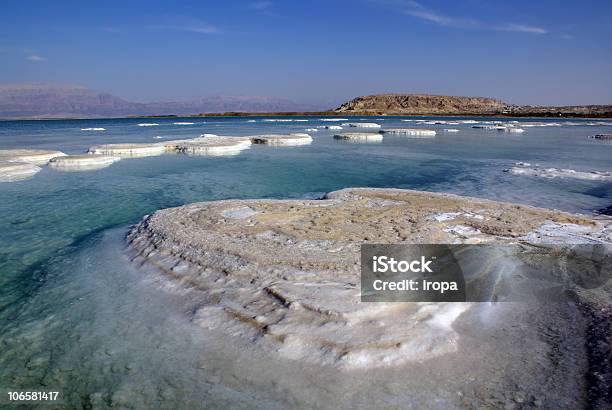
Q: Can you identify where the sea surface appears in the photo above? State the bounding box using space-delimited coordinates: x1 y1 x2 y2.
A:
0 116 611 408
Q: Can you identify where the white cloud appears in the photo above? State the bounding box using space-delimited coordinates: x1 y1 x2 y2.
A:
497 24 547 35
380 1 548 35
27 55 46 62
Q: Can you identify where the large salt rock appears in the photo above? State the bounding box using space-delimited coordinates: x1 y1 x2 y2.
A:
333 132 383 143
127 188 610 370
0 149 66 165
88 143 167 157
48 154 120 171
380 128 436 137
249 134 313 146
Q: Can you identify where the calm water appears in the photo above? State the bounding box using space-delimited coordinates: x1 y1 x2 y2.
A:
0 116 611 408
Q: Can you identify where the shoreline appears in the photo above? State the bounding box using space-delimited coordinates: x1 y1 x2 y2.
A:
1 112 612 122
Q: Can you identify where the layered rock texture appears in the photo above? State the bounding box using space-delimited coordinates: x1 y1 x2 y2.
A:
127 188 611 408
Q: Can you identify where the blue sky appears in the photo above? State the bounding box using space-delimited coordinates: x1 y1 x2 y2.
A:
1 0 611 106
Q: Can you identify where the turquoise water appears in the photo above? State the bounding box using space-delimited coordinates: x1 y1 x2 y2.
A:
0 116 611 407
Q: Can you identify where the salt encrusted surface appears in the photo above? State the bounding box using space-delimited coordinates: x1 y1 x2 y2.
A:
48 154 120 171
0 160 41 182
0 149 66 165
0 149 66 181
127 187 611 378
333 133 383 142
249 134 313 146
88 143 167 157
173 136 251 156
380 128 436 137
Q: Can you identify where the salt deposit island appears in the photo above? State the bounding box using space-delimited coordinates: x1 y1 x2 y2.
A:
0 133 312 182
127 187 611 408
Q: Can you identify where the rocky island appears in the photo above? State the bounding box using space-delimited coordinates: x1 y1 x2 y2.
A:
334 94 612 118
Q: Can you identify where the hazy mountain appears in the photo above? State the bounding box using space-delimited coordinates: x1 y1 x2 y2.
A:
0 84 321 119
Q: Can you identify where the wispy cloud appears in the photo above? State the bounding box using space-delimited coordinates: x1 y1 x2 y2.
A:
380 1 547 35
246 1 280 17
248 1 273 10
26 55 46 62
150 24 219 34
148 18 220 35
497 24 547 35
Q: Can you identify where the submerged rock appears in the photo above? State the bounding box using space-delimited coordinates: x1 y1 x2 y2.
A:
249 134 313 146
589 134 612 140
48 154 120 171
506 164 612 181
127 188 611 374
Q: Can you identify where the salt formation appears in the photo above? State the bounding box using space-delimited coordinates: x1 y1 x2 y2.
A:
0 149 66 165
81 127 106 131
341 123 381 128
173 122 195 125
88 143 167 157
333 133 383 142
174 137 251 156
380 128 436 137
250 134 313 146
127 187 611 370
48 154 121 171
0 160 41 182
137 123 159 127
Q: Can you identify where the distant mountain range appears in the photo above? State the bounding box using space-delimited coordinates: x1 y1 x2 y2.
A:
1 86 610 119
0 85 324 119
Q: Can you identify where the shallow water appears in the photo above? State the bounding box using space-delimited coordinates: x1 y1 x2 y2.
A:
0 116 611 408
